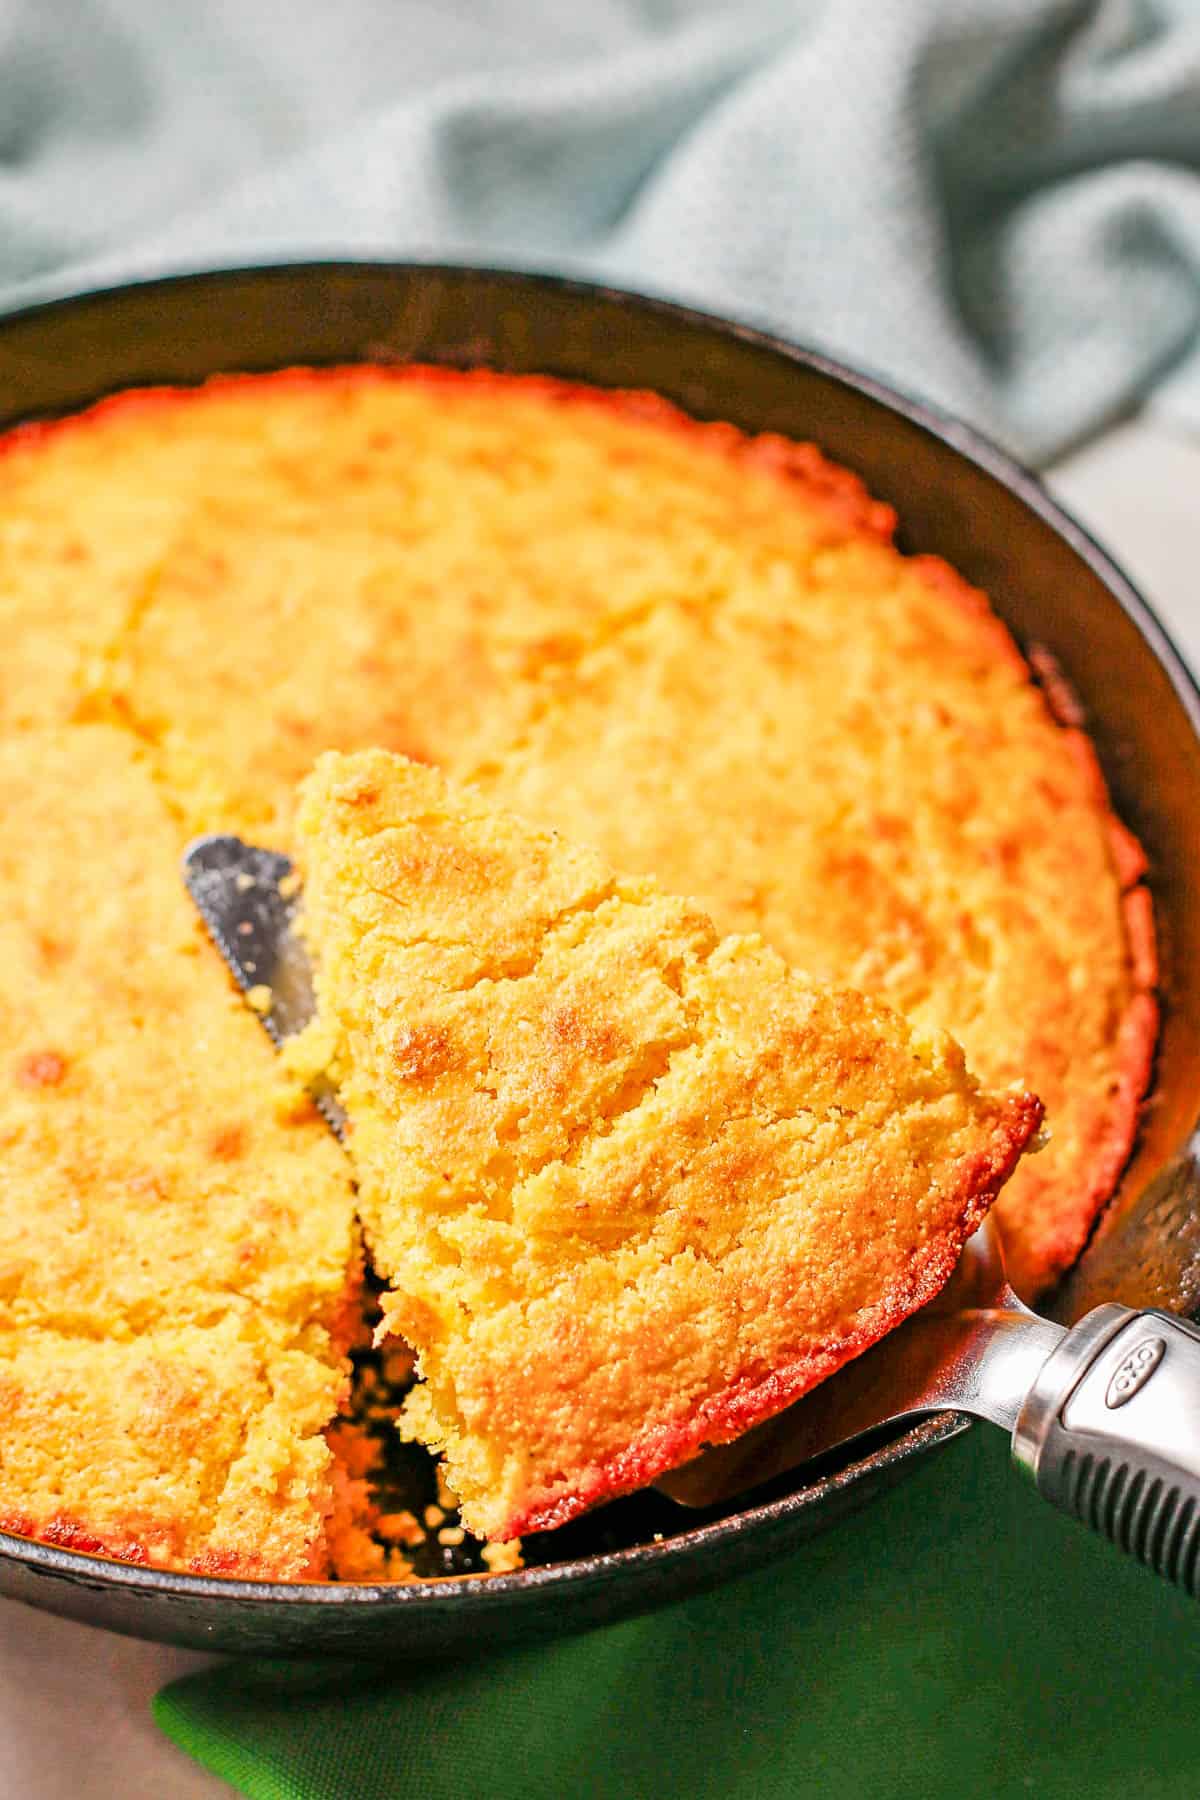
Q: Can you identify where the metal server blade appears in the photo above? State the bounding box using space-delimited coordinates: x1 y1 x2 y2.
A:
181 833 346 1137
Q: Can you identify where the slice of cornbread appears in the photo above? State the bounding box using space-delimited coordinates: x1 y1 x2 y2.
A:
0 727 360 1576
292 750 1042 1541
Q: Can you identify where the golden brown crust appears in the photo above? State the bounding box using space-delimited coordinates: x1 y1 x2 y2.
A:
0 1515 329 1582
294 750 1041 1539
0 365 895 544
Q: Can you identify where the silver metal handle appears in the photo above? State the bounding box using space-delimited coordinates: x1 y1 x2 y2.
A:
1012 1303 1200 1593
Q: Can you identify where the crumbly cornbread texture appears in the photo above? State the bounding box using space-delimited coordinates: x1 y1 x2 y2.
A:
0 728 360 1576
0 1322 342 1577
0 367 1150 1293
291 751 1042 1540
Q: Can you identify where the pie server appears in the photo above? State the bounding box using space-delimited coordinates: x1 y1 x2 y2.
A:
184 831 1200 1598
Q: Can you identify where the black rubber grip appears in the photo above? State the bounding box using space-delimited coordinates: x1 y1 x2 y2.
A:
1052 1448 1200 1594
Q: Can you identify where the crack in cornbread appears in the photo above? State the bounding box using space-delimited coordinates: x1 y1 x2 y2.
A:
0 728 360 1576
290 751 1042 1540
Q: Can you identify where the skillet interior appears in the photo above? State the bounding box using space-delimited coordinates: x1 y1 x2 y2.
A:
1 262 1198 1657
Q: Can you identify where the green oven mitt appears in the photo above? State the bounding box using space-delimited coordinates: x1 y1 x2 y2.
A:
155 1424 1200 1799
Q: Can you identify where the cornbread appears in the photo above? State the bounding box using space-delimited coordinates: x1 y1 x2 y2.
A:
1 368 1149 1292
0 727 360 1576
0 363 1154 1573
290 751 1041 1539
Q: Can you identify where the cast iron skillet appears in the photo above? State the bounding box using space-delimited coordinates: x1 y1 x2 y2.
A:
1 263 1199 1659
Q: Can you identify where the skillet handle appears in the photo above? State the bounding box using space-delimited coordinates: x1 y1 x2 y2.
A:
1012 1303 1200 1594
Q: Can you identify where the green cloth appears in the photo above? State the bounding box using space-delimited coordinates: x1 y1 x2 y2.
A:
155 1426 1200 1799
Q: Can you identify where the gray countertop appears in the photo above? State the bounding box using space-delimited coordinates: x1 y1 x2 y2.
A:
3 416 1199 1800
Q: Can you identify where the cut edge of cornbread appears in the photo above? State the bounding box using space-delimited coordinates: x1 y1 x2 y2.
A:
291 749 1042 1541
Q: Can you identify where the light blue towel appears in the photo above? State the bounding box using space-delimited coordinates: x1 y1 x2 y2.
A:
2 0 1200 461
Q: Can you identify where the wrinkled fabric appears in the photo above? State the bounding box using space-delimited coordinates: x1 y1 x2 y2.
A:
2 0 1200 458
